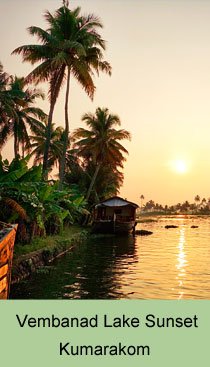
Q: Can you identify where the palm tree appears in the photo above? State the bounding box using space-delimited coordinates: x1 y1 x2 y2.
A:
65 148 124 203
30 121 65 172
140 194 145 209
194 195 200 207
0 63 24 146
0 62 11 128
144 200 155 211
201 198 206 207
72 107 131 202
0 76 46 158
12 2 111 181
91 163 124 202
182 200 190 212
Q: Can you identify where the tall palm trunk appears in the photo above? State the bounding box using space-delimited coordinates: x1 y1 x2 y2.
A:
42 99 56 179
22 144 25 158
14 131 19 158
59 67 70 189
85 162 102 202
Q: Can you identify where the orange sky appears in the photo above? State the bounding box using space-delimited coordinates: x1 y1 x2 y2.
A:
1 0 210 206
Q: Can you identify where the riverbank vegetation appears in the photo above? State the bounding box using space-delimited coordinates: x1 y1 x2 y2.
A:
13 225 84 257
0 1 130 246
12 225 89 284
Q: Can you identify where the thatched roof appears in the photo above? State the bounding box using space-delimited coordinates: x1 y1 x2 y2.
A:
95 196 139 208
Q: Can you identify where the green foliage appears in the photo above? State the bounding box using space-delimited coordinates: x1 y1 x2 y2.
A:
0 156 88 243
70 107 131 205
30 122 65 172
0 2 128 237
0 71 47 158
12 3 111 178
66 159 123 206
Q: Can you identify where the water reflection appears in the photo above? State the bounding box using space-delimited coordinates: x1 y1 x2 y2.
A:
11 235 137 299
63 235 137 299
176 227 187 299
10 216 210 299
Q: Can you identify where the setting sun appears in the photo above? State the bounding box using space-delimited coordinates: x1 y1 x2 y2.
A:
171 159 188 174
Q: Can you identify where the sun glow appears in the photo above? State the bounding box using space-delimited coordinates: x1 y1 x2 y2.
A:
170 159 188 174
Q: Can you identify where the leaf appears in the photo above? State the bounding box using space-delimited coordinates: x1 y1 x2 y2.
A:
0 166 28 183
3 197 28 220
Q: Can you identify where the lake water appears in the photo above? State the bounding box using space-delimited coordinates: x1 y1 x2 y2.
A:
11 216 210 299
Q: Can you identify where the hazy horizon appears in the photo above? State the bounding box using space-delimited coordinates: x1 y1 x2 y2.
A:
1 0 210 206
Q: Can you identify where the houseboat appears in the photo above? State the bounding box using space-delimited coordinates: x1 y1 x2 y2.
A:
0 223 18 299
92 196 139 234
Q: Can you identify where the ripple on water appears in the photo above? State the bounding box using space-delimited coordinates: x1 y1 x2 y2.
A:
10 216 210 299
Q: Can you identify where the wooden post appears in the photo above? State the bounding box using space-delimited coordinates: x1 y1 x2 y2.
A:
113 213 116 233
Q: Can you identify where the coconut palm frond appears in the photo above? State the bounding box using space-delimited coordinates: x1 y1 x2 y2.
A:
3 197 28 220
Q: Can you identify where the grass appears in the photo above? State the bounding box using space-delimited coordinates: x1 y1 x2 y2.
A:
13 225 85 258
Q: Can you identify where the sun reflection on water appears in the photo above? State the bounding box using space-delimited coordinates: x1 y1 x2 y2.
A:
176 227 187 299
11 216 210 300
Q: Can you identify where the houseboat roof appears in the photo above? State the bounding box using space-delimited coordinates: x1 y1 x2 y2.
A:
95 196 139 209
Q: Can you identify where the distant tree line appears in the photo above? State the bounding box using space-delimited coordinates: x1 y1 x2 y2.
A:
139 195 210 214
